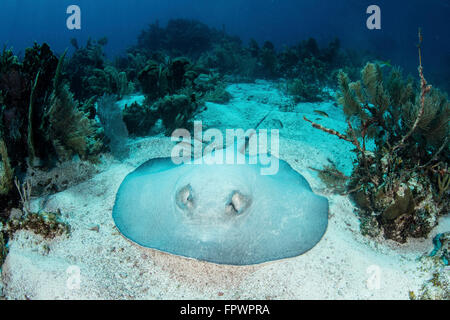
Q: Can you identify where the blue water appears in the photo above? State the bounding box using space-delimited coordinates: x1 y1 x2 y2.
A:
1 0 449 300
1 0 449 82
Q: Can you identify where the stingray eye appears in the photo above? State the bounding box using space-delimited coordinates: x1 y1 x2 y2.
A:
176 184 195 211
226 191 251 216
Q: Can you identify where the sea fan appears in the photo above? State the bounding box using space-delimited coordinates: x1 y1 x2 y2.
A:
44 52 100 162
96 94 129 159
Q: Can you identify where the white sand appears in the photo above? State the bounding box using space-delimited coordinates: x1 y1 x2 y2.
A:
1 81 448 300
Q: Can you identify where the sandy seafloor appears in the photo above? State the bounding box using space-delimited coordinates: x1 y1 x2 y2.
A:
1 81 448 300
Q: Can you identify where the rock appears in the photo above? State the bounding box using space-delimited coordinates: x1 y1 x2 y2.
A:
381 187 415 222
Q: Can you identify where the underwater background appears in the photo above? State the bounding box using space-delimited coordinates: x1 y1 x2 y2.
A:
0 0 449 88
0 0 449 300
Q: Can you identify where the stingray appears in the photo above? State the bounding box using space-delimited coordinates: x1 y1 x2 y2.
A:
112 142 328 265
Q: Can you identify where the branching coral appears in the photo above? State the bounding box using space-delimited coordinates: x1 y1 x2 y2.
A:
14 177 31 215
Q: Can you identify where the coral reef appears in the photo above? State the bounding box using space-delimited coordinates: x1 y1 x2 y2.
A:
137 56 199 104
65 37 107 101
66 38 135 105
122 101 157 136
118 19 377 138
304 31 449 242
87 66 135 100
134 19 368 87
1 44 102 168
126 57 205 136
285 78 325 103
154 94 198 134
198 38 256 79
136 19 227 59
131 55 216 136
